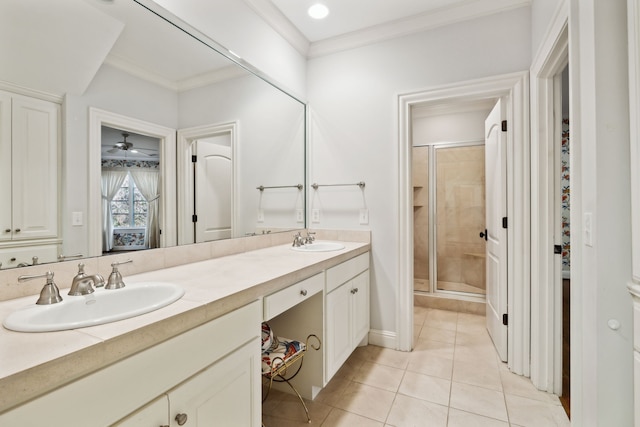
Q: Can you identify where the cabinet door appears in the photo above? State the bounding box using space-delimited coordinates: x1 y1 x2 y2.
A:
11 94 59 240
326 282 352 381
112 395 169 427
352 270 370 345
0 92 11 242
168 339 260 427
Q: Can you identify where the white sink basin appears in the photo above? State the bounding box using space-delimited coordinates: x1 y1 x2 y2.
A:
290 241 345 252
3 282 184 333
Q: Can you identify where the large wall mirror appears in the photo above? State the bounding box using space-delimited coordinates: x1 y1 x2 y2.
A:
0 0 306 269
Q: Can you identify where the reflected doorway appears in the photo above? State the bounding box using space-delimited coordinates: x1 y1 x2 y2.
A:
100 126 161 254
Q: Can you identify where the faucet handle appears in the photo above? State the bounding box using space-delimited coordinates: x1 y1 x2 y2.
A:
18 271 63 305
106 259 132 290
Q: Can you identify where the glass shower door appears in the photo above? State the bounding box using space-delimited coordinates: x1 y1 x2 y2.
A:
434 144 486 295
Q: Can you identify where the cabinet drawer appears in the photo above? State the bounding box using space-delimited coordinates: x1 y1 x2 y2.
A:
326 252 369 293
264 273 323 320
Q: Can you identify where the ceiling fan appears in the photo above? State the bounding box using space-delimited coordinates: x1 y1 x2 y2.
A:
106 132 158 157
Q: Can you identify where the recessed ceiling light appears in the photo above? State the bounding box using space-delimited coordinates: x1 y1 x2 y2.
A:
308 3 329 20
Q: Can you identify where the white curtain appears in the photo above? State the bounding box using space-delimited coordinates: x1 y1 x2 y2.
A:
101 170 128 252
130 169 160 249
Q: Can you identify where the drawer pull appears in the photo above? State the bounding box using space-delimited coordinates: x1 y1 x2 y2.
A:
351 288 359 294
175 413 188 425
300 289 308 296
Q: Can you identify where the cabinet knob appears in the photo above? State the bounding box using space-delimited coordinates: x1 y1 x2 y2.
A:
351 288 359 294
300 289 308 296
4 229 10 233
14 228 20 233
175 413 188 425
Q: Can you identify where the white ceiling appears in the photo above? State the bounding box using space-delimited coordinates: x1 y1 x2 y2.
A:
247 0 531 57
270 0 479 42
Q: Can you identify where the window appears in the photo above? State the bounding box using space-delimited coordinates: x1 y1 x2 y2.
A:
110 172 148 228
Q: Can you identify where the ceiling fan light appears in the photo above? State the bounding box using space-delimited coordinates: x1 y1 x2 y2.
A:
308 3 329 20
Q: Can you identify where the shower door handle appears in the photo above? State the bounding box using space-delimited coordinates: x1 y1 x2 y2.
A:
479 229 487 241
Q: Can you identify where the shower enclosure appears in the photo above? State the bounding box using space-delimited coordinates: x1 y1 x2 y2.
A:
413 142 486 298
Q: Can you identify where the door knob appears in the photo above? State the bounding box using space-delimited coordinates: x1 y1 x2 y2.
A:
175 413 188 425
479 229 487 241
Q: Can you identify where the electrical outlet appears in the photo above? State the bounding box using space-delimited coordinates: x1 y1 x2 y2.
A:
296 209 304 223
359 209 369 225
257 209 264 223
312 209 320 223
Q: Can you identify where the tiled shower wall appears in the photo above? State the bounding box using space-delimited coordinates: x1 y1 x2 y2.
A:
436 146 486 292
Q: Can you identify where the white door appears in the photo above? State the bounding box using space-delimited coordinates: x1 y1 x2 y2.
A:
485 99 508 361
195 135 232 242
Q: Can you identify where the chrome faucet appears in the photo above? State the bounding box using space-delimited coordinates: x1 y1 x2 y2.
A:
292 232 305 247
68 262 105 296
304 231 316 244
18 271 63 305
106 259 133 289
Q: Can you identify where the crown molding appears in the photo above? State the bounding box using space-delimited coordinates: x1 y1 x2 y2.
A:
310 0 530 57
243 0 310 57
246 0 530 59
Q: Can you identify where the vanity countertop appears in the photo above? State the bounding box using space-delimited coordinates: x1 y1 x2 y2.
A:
0 241 370 413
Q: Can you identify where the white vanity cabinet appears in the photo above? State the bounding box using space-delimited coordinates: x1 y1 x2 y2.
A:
0 301 262 427
114 340 259 427
325 252 370 382
0 90 60 257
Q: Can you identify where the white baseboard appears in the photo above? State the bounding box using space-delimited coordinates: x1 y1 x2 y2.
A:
368 329 401 350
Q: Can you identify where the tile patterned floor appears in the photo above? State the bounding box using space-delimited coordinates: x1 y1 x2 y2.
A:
262 307 571 426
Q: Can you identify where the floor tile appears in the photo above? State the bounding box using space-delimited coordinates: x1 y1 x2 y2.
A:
447 408 510 427
505 394 571 426
452 358 503 391
385 394 448 427
398 371 451 406
499 363 561 405
413 338 455 360
424 309 458 331
354 361 405 392
321 408 384 426
333 381 396 422
449 382 508 421
419 326 457 344
407 351 454 380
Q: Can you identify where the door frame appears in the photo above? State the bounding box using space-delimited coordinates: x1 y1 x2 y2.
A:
88 108 177 257
397 71 530 375
529 1 568 395
177 122 238 245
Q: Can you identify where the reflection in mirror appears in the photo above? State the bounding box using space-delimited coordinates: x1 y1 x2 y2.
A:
101 127 161 254
0 0 306 268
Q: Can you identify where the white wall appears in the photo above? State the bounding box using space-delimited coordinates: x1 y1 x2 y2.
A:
413 109 492 145
149 0 307 100
531 0 563 59
307 8 531 338
568 0 634 424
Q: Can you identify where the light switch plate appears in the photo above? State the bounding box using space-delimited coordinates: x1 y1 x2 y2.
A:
584 212 593 247
257 209 264 223
72 211 83 226
359 209 369 225
296 209 304 223
312 209 320 223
